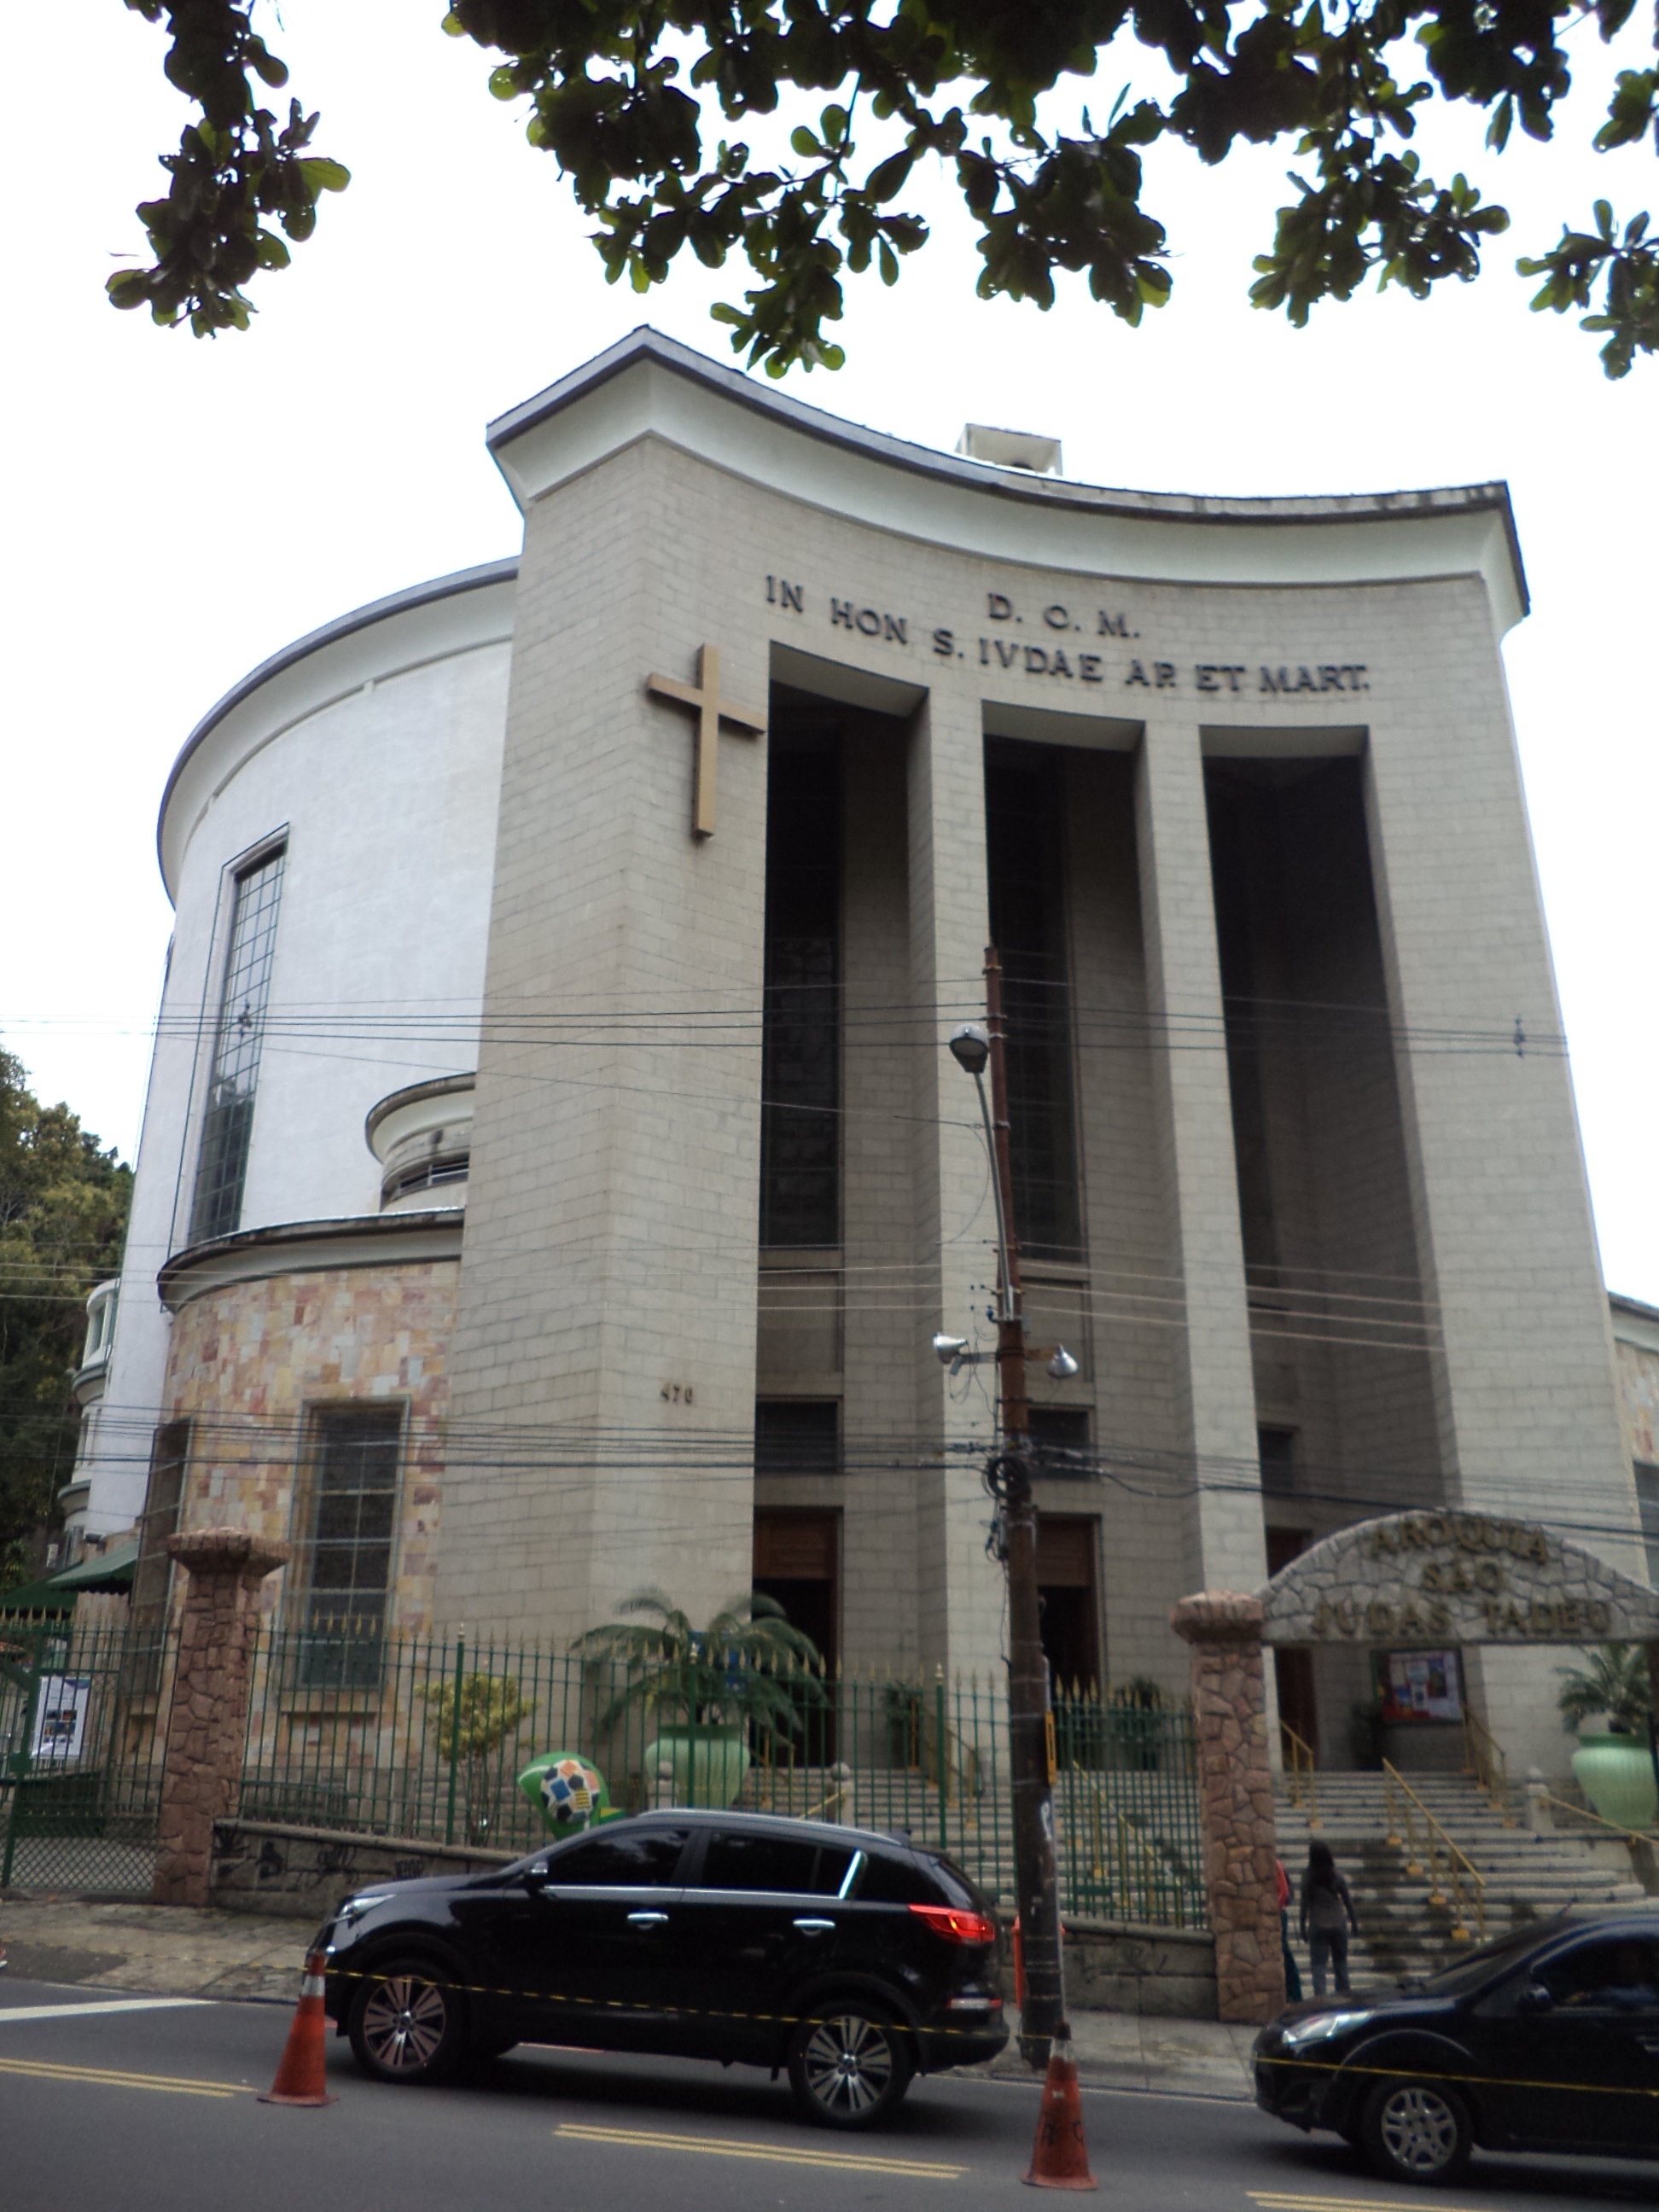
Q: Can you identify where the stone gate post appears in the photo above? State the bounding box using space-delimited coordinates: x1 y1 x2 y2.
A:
1171 1589 1285 2024
153 1530 289 1907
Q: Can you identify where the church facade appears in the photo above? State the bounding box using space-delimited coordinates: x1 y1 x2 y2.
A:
73 329 1649 1777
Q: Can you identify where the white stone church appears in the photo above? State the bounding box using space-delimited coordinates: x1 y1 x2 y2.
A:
63 329 1653 1778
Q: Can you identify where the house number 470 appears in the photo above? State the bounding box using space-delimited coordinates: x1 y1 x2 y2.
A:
661 1382 696 1405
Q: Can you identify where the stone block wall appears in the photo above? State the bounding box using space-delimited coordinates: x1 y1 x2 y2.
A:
162 1260 457 1629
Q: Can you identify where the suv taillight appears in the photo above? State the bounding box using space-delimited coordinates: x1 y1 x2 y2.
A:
909 1903 996 1945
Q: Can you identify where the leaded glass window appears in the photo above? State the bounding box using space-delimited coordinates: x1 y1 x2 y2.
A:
984 748 1081 1257
301 1406 403 1636
760 731 841 1247
189 846 286 1243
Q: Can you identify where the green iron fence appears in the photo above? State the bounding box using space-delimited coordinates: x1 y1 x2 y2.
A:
0 1614 175 1895
236 1624 1207 1925
2 1606 1207 1924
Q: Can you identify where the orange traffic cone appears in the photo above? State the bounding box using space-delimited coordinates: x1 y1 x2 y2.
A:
1023 2021 1097 2191
259 1950 338 2107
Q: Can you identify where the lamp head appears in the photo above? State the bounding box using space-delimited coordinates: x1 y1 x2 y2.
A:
932 1333 969 1367
1046 1346 1080 1381
947 1022 991 1077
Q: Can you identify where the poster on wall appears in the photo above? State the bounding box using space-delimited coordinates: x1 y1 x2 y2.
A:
29 1676 91 1762
1373 1648 1463 1725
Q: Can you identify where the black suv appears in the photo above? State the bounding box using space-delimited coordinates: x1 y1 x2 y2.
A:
317 1808 1006 2127
1254 1907 1659 2185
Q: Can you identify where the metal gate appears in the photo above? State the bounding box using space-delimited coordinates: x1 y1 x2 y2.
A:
0 1616 174 1896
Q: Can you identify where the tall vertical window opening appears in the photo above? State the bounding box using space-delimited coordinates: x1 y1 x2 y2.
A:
297 1405 403 1659
131 1421 190 1628
760 724 841 1247
1259 1427 1299 1496
189 845 286 1244
1637 1462 1659 1586
754 1399 841 1477
128 1421 190 1692
984 745 1081 1256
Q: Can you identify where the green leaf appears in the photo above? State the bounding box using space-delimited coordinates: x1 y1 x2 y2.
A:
790 126 823 159
298 158 350 195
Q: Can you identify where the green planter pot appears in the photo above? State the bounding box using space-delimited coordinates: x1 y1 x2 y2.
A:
643 1725 750 1808
1570 1732 1658 1832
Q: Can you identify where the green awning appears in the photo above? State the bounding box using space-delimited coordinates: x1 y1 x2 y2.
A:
0 1540 140 1614
49 1540 140 1592
0 1575 75 1615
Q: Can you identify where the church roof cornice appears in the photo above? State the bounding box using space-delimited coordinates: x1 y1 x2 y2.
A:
486 326 1528 619
158 1209 465 1311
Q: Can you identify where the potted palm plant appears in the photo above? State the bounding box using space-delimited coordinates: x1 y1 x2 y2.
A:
1556 1643 1656 1831
573 1589 825 1808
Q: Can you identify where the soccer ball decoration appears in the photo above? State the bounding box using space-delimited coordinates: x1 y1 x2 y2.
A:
516 1750 611 1834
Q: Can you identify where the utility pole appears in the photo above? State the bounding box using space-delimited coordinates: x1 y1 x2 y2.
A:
948 946 1065 2069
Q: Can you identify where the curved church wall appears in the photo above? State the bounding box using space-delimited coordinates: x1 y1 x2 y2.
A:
161 1257 457 1631
86 573 512 1534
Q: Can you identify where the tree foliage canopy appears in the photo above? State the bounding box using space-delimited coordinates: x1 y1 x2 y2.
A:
0 1053 132 1586
114 3 1659 374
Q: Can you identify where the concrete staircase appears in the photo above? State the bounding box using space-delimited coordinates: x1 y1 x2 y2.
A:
1274 1771 1651 1991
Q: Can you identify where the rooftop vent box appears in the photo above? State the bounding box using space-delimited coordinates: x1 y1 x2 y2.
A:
955 424 1063 476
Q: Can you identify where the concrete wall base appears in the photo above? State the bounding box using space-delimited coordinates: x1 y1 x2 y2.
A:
210 1819 515 1920
1059 1917 1218 2018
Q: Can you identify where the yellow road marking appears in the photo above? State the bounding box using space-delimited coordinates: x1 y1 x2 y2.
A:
552 2122 966 2179
0 2054 255 2100
1249 2195 1469 2211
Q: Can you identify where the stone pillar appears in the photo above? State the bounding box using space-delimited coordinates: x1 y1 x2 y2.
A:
443 438 762 1640
907 691 1006 1680
1132 725 1267 1602
153 1530 288 1907
1171 1590 1284 2025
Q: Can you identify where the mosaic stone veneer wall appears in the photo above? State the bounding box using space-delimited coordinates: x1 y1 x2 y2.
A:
162 1260 457 1629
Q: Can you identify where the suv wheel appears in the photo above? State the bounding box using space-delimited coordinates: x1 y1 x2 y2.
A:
1362 2077 1473 2185
348 1958 468 2086
788 2004 913 2130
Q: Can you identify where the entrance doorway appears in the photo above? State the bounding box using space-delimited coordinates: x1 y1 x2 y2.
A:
1266 1527 1318 1761
1035 1516 1102 1692
753 1509 839 1760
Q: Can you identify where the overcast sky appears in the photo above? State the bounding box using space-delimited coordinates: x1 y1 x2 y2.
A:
4 9 1654 1304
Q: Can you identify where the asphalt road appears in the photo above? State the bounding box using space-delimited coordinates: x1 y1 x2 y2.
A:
1 1977 1654 2212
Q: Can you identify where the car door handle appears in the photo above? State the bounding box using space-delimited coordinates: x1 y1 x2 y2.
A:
1637 2034 1659 2054
793 1918 835 1935
626 1911 671 1927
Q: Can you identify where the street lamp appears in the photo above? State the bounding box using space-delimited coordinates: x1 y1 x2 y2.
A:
945 963 1067 2069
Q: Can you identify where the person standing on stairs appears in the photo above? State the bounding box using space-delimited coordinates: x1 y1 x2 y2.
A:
1299 1838 1359 1996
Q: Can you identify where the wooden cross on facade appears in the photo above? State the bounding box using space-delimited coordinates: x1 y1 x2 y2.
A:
645 644 767 839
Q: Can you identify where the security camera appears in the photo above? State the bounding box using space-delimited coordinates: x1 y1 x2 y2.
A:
932 1333 969 1366
1047 1346 1080 1380
947 1023 990 1077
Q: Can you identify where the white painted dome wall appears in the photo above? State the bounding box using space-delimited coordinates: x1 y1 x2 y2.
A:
84 570 514 1533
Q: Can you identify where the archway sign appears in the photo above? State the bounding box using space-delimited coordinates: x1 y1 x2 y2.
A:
1262 1509 1659 1649
1171 1509 1659 2026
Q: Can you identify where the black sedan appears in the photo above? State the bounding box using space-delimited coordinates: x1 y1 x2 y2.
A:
1254 1906 1659 2185
315 1807 1006 2127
